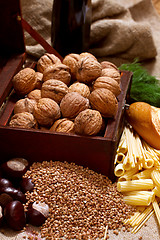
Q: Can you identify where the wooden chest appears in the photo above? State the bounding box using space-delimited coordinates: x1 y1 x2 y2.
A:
0 0 132 181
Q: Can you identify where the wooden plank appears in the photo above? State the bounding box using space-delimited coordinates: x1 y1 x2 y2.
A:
0 53 26 107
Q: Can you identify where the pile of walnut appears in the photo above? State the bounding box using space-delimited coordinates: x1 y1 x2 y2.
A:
9 52 121 136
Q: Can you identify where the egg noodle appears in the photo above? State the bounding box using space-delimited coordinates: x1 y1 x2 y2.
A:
115 124 160 233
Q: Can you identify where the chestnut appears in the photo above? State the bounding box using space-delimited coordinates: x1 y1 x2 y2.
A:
0 186 26 203
4 200 26 231
0 205 3 227
20 178 34 193
0 178 13 189
27 201 49 226
1 158 29 179
0 193 13 208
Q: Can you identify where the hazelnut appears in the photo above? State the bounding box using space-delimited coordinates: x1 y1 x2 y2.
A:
41 79 69 104
101 68 121 84
74 109 103 136
27 201 49 227
50 118 74 133
63 53 81 80
89 88 118 118
9 112 37 129
43 63 71 85
60 92 89 119
14 98 36 114
76 57 102 84
12 68 37 96
33 98 61 127
100 61 118 71
1 158 29 179
4 200 26 231
93 76 121 97
34 72 43 89
69 82 90 98
80 52 97 61
27 89 42 102
37 53 61 73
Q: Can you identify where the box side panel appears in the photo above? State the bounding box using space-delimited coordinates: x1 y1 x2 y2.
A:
0 0 25 55
0 127 116 181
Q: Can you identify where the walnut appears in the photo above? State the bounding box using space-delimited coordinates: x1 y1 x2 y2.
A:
9 112 37 129
41 79 69 104
101 68 121 84
50 118 74 133
76 57 102 84
37 53 61 73
60 92 89 119
93 76 121 97
14 98 36 114
43 63 71 85
63 53 81 80
28 89 41 102
12 68 37 96
34 72 43 89
80 52 97 61
89 88 118 118
68 82 90 98
33 98 61 127
100 61 118 71
74 109 103 136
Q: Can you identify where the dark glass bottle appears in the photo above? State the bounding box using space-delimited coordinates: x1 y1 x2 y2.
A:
51 0 92 57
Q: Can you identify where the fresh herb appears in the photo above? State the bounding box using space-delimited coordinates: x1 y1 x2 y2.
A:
119 60 160 107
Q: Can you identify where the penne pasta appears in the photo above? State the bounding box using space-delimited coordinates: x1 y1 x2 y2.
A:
114 152 126 165
118 167 139 182
117 179 154 192
114 163 125 177
132 169 153 180
123 191 154 206
152 186 160 198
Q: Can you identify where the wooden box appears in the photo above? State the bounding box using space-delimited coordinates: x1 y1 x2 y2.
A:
0 0 132 181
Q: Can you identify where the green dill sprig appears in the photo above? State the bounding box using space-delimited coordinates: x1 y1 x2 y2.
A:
119 60 160 107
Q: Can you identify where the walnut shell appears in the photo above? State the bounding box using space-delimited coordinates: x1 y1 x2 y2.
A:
74 109 103 136
100 61 118 71
14 98 36 114
93 76 121 97
50 118 74 133
80 52 97 61
34 72 43 89
41 79 69 104
63 53 81 80
76 57 102 84
68 82 90 98
43 63 71 85
33 98 61 127
12 68 37 96
9 112 37 129
37 53 61 73
60 92 89 119
89 88 118 118
28 89 41 102
101 68 121 84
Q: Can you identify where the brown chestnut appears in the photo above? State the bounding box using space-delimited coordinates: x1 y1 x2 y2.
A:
0 193 13 208
27 201 49 226
20 178 34 193
0 186 26 203
0 178 13 189
4 200 26 231
1 158 29 179
0 205 3 227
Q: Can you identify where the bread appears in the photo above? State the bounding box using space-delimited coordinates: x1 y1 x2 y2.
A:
126 102 160 150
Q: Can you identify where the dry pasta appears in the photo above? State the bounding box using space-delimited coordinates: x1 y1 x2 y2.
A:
151 169 160 188
114 163 125 177
152 199 160 226
123 191 155 206
117 179 154 192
